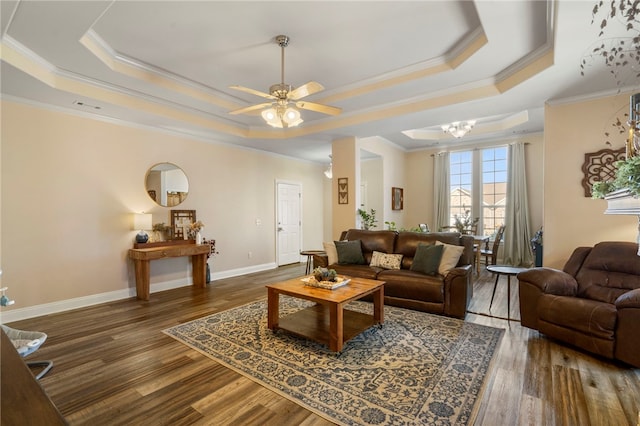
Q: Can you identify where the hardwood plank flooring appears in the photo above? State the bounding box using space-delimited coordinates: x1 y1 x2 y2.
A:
7 264 640 425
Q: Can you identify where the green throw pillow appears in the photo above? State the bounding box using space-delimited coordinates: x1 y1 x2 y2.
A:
410 243 444 275
334 240 366 265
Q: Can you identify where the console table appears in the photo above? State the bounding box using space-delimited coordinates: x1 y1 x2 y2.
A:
128 243 210 300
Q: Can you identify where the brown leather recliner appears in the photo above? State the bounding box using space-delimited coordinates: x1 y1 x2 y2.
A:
518 241 640 367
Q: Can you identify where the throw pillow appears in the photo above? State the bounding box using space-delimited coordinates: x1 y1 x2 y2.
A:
435 241 465 276
370 251 403 270
323 241 338 265
335 240 366 265
410 243 444 275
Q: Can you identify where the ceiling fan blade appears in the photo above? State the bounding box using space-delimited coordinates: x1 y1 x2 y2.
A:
229 102 273 115
296 101 342 116
229 85 275 100
288 81 325 100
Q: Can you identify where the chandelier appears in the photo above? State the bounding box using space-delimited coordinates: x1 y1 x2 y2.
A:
261 99 303 128
441 120 476 138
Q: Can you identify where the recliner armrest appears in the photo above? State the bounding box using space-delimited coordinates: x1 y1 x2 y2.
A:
615 288 640 309
517 268 578 296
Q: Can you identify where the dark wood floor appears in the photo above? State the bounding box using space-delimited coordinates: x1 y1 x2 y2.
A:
8 264 640 425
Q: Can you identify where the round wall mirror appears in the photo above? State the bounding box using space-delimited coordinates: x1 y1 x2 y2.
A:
145 163 189 207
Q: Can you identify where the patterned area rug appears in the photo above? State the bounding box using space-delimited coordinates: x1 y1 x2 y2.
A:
164 297 504 425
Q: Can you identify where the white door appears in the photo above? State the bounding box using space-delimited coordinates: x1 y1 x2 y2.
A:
277 182 301 266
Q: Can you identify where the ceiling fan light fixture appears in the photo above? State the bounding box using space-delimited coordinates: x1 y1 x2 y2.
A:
262 108 284 128
283 107 303 127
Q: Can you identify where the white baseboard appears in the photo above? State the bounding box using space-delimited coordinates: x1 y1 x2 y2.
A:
0 262 278 324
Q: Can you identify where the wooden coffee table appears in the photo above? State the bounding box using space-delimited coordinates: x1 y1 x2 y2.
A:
266 276 385 352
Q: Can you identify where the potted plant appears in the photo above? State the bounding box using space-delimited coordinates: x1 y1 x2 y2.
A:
357 208 377 230
453 210 479 234
592 155 640 198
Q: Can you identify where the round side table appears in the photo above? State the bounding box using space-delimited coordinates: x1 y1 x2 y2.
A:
486 265 530 321
300 250 326 274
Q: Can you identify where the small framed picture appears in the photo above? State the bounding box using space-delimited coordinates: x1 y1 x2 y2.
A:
392 187 403 210
171 210 196 240
338 178 348 204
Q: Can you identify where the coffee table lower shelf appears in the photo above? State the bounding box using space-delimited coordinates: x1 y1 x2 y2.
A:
274 303 379 349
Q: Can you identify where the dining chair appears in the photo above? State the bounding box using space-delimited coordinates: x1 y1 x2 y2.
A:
480 225 506 267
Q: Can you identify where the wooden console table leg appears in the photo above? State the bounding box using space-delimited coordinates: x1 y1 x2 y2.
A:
133 259 150 301
192 253 207 288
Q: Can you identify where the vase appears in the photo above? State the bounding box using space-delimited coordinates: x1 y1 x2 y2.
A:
206 263 211 284
196 231 202 244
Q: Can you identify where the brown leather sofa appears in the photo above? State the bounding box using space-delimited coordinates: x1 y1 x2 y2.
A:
313 229 474 318
518 241 640 367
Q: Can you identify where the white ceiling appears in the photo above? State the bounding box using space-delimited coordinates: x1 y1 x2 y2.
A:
1 1 636 164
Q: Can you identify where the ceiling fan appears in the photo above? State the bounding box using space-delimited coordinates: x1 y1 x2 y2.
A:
229 35 341 128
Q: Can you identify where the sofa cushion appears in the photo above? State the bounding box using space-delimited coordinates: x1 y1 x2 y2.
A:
370 251 403 270
378 269 444 303
410 244 443 275
330 264 381 280
322 241 338 265
343 229 397 264
335 240 366 264
538 294 617 341
435 241 465 276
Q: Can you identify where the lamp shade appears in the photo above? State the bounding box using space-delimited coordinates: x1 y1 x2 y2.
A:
133 213 152 231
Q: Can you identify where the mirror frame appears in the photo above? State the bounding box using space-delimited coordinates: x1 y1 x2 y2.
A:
144 162 189 207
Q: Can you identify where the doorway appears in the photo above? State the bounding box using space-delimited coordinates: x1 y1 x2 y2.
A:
276 181 302 266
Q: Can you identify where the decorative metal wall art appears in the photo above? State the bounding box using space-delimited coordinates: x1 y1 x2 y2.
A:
581 148 625 197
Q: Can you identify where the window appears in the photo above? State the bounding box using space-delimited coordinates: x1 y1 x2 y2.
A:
481 147 507 236
448 146 508 236
449 151 473 224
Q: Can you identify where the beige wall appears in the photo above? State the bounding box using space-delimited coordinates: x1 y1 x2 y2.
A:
360 157 383 229
544 92 636 268
359 137 406 228
1 100 325 319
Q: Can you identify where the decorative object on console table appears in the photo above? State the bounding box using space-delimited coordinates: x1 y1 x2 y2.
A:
170 209 196 240
151 222 171 242
338 177 348 204
188 221 204 244
133 213 152 243
392 187 403 210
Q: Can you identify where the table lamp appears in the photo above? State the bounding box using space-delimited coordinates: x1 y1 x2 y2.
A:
133 213 152 243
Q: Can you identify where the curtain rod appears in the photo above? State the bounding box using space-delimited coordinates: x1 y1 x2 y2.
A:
429 142 530 157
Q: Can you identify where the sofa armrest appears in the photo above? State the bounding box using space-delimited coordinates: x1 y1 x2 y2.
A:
444 265 472 318
615 288 640 309
312 253 329 269
615 288 640 367
517 268 578 296
517 268 577 331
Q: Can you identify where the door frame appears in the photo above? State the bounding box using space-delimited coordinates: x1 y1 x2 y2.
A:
275 179 303 266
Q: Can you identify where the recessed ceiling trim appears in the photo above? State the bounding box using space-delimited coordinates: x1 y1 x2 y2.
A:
402 111 530 140
0 38 249 138
314 27 488 105
80 30 241 111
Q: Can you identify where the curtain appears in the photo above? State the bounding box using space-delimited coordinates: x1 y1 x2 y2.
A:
504 142 533 266
433 152 450 231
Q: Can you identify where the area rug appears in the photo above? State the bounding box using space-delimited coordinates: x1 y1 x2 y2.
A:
163 297 504 425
